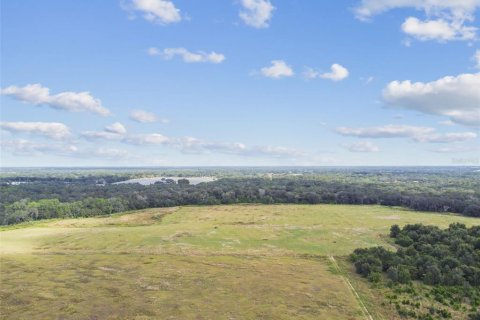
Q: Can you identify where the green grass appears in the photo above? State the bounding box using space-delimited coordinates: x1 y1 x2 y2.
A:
1 204 478 319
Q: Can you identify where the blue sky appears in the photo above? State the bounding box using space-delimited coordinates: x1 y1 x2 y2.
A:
1 0 479 166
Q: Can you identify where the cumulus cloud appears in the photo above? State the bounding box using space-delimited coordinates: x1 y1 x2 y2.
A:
0 139 77 156
342 141 379 152
239 0 275 28
401 17 476 42
130 109 159 123
81 122 127 141
150 47 225 63
0 121 71 139
260 60 294 79
320 64 349 81
123 0 181 24
335 124 477 143
105 122 127 134
383 73 480 127
303 64 349 81
354 0 480 42
1 83 110 116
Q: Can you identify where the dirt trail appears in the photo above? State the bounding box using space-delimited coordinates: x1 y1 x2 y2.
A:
329 255 374 320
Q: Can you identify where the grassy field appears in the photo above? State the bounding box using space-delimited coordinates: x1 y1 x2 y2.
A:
1 204 478 319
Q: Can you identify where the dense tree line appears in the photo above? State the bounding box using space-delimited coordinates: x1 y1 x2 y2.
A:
1 173 479 224
351 223 480 286
1 198 128 225
350 223 480 319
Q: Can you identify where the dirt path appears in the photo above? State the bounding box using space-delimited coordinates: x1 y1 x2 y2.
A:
329 255 374 320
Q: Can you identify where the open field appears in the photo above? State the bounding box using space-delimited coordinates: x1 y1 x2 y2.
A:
1 204 478 319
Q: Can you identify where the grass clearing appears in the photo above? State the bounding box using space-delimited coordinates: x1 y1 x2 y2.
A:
1 204 478 319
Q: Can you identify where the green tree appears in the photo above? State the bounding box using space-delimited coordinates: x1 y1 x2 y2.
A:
390 224 401 238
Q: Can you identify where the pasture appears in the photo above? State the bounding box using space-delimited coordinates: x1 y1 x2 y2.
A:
1 204 478 319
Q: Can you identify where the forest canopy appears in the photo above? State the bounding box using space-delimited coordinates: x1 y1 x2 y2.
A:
350 223 480 319
1 167 479 225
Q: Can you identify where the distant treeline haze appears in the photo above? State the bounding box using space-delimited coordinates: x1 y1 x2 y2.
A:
1 172 479 224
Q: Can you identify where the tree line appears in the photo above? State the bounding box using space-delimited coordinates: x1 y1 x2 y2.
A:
1 173 479 225
350 223 480 319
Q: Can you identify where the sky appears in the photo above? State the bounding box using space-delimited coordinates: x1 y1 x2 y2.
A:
1 0 479 167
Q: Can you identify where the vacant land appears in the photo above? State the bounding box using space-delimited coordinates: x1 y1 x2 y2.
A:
1 204 478 319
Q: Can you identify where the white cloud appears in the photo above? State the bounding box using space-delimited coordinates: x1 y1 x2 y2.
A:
439 120 455 126
1 139 147 163
81 122 127 141
239 0 275 28
121 131 306 158
0 139 77 156
0 121 71 139
336 124 434 138
383 73 480 127
320 64 349 81
125 0 181 25
81 131 123 141
151 47 225 63
342 141 380 152
1 83 110 116
123 133 170 145
354 0 480 42
430 145 480 153
129 109 168 123
335 124 477 143
401 17 476 42
303 64 349 81
260 60 294 79
354 0 480 20
191 141 306 158
184 140 306 158
474 49 480 69
415 132 477 143
105 122 127 134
